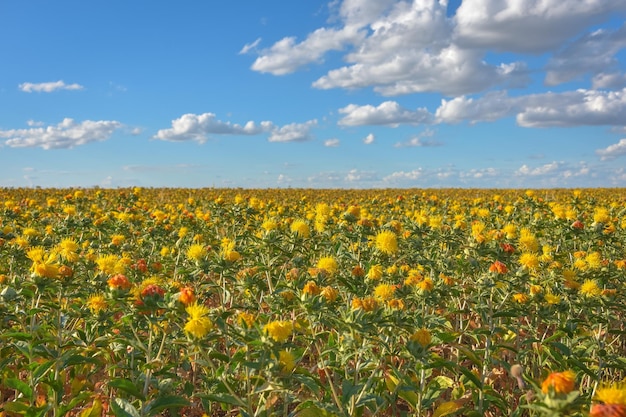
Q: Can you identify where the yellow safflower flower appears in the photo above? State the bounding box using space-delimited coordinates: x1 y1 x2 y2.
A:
374 283 396 301
87 294 107 314
519 252 539 270
264 320 293 343
317 256 338 275
186 244 207 262
320 286 338 302
579 279 601 297
375 230 398 255
278 350 296 373
367 264 383 280
417 277 434 292
184 303 213 339
410 328 432 347
290 219 310 238
518 228 539 253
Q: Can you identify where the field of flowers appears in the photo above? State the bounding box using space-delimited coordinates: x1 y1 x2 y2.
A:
1 187 626 417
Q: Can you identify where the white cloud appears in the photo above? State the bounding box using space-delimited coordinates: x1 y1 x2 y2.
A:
383 168 424 182
460 167 498 179
545 24 626 86
155 113 318 144
239 38 262 54
247 26 364 75
516 89 626 127
19 80 84 93
516 161 564 176
454 0 626 53
315 44 528 97
0 118 122 149
363 133 375 144
154 113 273 143
435 88 626 128
324 138 340 147
337 0 397 27
436 91 516 124
277 174 292 185
268 120 318 142
592 72 626 89
596 139 626 161
345 168 379 183
394 128 441 147
123 163 198 172
306 171 344 185
248 0 529 96
338 101 432 126
314 1 531 96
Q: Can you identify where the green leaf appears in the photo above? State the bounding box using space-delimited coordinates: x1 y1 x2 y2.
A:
4 377 34 400
0 332 32 341
58 392 92 416
433 400 464 417
108 378 146 401
458 367 482 389
292 371 322 395
145 395 190 416
60 353 101 368
199 393 245 407
567 357 596 378
79 399 103 417
208 351 230 363
492 310 519 318
26 405 51 417
456 346 481 366
294 402 339 417
2 401 30 414
110 398 141 417
32 360 55 384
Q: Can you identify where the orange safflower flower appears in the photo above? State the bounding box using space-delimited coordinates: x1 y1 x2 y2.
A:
489 260 508 274
541 370 576 395
107 274 131 290
178 287 195 305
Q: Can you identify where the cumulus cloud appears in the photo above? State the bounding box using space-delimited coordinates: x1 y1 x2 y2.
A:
516 89 626 127
324 138 340 147
243 0 626 101
246 26 364 75
383 168 424 182
436 91 516 124
0 118 122 149
345 168 379 183
460 167 498 179
155 113 319 144
592 72 626 89
363 133 375 144
545 23 626 86
154 113 273 143
246 0 530 96
454 0 626 53
435 88 626 128
596 139 626 160
394 128 441 147
268 120 318 142
338 101 432 126
516 161 564 176
19 80 84 93
315 46 528 96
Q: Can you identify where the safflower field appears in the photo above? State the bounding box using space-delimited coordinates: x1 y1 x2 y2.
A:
1 187 626 417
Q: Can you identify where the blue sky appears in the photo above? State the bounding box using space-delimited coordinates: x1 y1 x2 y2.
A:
1 0 626 188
